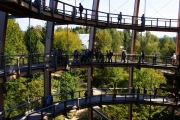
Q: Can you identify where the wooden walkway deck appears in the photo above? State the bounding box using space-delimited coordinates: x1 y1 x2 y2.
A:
11 94 178 120
0 0 180 32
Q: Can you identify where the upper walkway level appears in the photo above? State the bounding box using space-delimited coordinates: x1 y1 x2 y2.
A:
0 0 180 32
1 88 178 120
0 53 177 83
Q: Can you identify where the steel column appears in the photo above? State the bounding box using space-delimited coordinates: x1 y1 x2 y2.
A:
0 83 4 112
0 11 7 112
44 0 58 97
129 0 140 120
176 0 180 56
0 12 7 68
87 0 100 119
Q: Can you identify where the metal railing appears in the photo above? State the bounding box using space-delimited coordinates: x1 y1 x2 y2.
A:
0 53 176 77
1 0 180 30
0 88 175 119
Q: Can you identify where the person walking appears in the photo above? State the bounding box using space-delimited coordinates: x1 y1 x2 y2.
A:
153 51 158 65
105 50 109 62
143 88 147 99
121 50 126 63
79 3 84 19
117 12 122 24
84 90 88 102
108 50 113 63
154 88 158 99
131 87 135 98
49 93 53 105
137 87 140 101
140 51 145 63
141 14 145 30
171 53 176 65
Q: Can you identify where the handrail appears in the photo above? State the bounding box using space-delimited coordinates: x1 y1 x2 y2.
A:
0 88 170 115
1 0 180 31
0 53 176 78
25 93 175 120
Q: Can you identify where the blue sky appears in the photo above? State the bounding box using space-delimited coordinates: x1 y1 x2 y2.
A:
16 0 179 39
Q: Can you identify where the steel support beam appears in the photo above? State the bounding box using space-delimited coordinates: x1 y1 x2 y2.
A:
0 83 4 112
0 12 7 68
176 0 180 56
87 0 100 119
92 108 110 120
44 0 57 97
129 0 140 120
0 11 8 112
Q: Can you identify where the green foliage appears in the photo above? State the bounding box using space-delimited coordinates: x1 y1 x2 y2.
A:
57 72 79 100
71 26 90 33
93 67 128 88
23 26 45 54
159 35 176 56
5 19 28 55
95 29 112 53
4 73 44 118
102 105 128 120
133 68 166 89
109 29 124 53
54 27 82 53
123 30 131 52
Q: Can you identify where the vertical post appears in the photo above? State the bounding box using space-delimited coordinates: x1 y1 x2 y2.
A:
44 0 58 97
107 13 110 27
0 12 7 68
109 0 110 22
129 0 140 120
0 83 4 112
87 0 100 119
176 0 180 56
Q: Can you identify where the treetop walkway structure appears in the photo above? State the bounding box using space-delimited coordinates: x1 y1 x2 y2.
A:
0 53 176 83
0 0 180 32
1 88 178 120
0 0 180 119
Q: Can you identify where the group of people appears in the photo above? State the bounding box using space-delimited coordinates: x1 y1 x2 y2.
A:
117 12 145 30
139 50 158 64
73 49 114 63
74 49 94 63
131 87 158 100
50 48 64 64
105 50 113 63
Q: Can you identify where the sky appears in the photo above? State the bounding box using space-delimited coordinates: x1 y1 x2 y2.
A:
16 0 180 46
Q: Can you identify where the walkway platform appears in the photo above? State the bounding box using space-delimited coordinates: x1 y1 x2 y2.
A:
9 94 178 120
0 88 178 120
0 54 176 82
0 0 180 32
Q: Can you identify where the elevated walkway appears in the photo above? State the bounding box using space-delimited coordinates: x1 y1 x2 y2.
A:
1 88 178 120
0 54 176 82
0 0 180 32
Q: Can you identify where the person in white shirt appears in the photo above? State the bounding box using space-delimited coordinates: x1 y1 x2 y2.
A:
171 53 176 65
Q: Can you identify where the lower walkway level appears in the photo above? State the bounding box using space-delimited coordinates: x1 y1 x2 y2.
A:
1 88 178 120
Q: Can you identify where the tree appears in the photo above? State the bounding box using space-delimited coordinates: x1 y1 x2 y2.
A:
95 29 112 53
4 73 44 118
5 19 28 55
159 35 176 56
59 72 79 100
54 27 82 53
93 67 128 88
109 29 123 53
123 30 131 52
133 68 166 89
23 26 44 54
